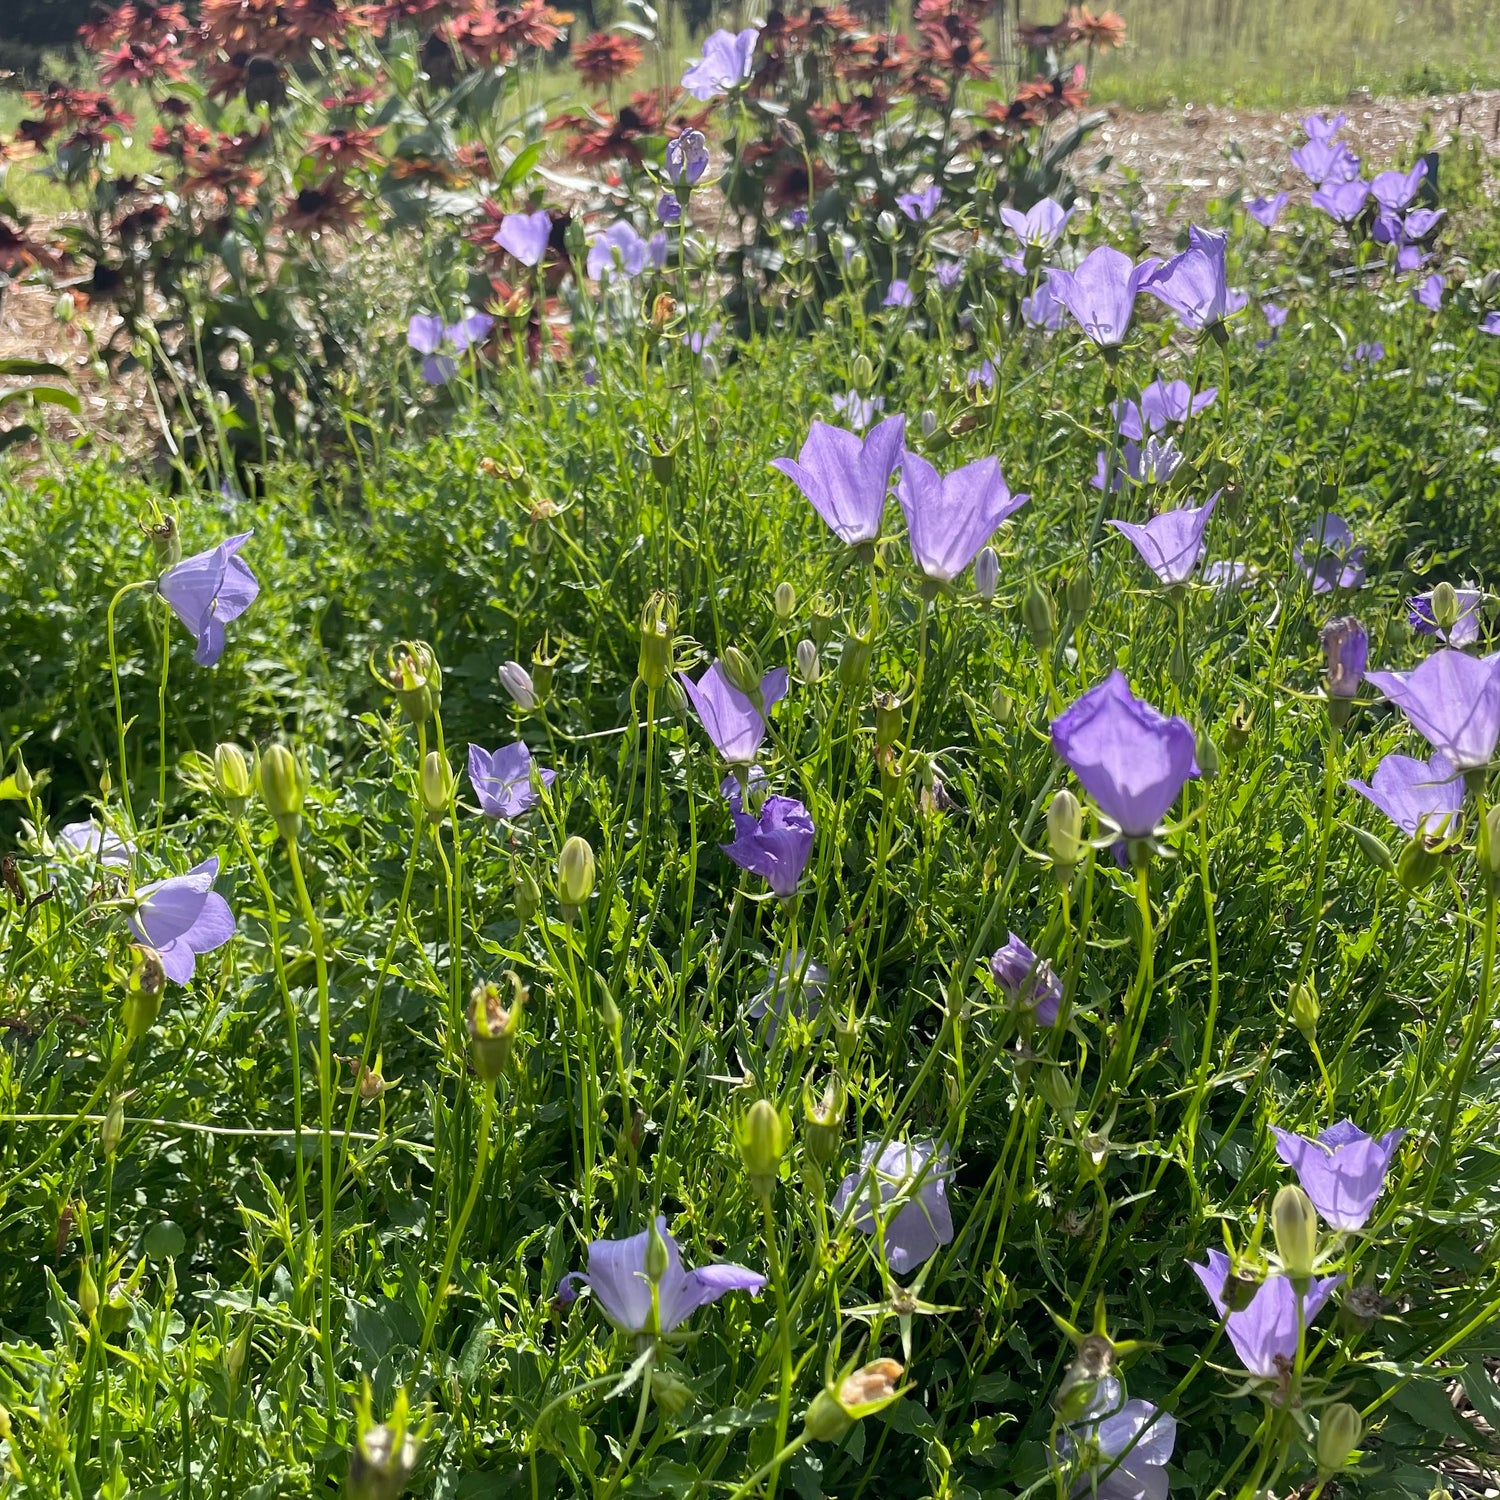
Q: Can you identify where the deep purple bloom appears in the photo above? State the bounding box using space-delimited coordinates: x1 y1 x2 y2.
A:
896 184 941 222
495 209 551 266
1192 1250 1341 1378
556 1217 764 1333
991 933 1062 1025
58 820 133 868
1143 226 1247 330
770 414 905 546
831 391 884 429
467 742 553 819
883 279 914 308
1303 112 1346 142
128 856 236 984
1312 178 1369 224
1050 672 1200 838
657 193 681 226
587 221 656 280
1120 435 1183 486
1292 138 1360 185
158 532 259 667
1021 281 1066 330
1295 514 1365 593
897 452 1028 583
1107 493 1218 586
1321 616 1367 697
1272 1121 1405 1231
1349 750 1461 840
1481 312 1500 337
1366 649 1500 771
831 1139 953 1275
1059 1380 1177 1500
666 128 709 186
1370 162 1427 213
680 26 757 99
935 258 964 289
1414 273 1445 311
723 794 814 897
1246 192 1288 228
1409 587 1482 646
680 662 789 763
785 207 809 231
1000 197 1073 248
1047 246 1162 348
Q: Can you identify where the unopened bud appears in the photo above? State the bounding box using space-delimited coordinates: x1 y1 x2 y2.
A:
558 835 596 917
645 1218 671 1284
1430 581 1459 632
1484 805 1500 893
498 661 536 712
774 581 797 620
101 1099 125 1158
11 755 32 799
639 592 677 691
1022 579 1055 651
1290 980 1319 1040
1350 825 1397 875
796 639 821 684
721 646 761 697
1047 789 1085 870
78 1262 99 1320
852 354 875 389
1272 1184 1319 1279
737 1099 787 1196
468 973 525 1080
1066 568 1093 620
421 751 453 824
513 861 541 923
876 210 899 241
837 632 872 687
990 686 1013 725
974 546 999 600
214 742 252 817
651 1366 694 1416
1196 728 1221 780
348 1416 420 1500
258 743 308 843
1316 1402 1363 1475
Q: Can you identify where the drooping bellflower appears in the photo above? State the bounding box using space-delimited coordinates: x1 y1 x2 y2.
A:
1365 648 1500 771
1191 1250 1342 1378
586 221 666 281
1348 750 1461 839
666 128 709 186
157 532 260 667
897 452 1028 583
1320 616 1367 697
1046 246 1162 348
1107 494 1218 587
991 933 1063 1025
1271 1121 1405 1231
831 1139 954 1275
722 795 815 898
770 415 906 546
1142 226 1247 331
128 856 237 984
680 663 790 762
1311 179 1370 225
58 821 133 867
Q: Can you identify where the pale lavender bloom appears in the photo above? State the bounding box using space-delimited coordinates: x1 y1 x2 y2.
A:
831 1139 953 1275
897 184 941 222
556 1217 764 1333
1272 1120 1406 1231
968 359 996 389
1246 192 1288 228
1107 493 1218 586
467 742 553 819
647 231 668 269
127 856 236 984
991 933 1062 1025
408 313 455 385
1366 648 1500 771
1414 273 1445 312
1397 248 1428 276
1047 246 1163 348
158 532 259 667
1000 197 1073 248
1136 379 1216 434
1059 1380 1177 1500
1022 281 1066 331
770 414 905 545
723 794 814 897
1346 341 1384 367
1292 138 1360 185
1090 450 1123 494
1480 312 1500 337
587 221 654 281
448 312 492 352
1143 226 1247 330
1050 671 1199 838
1370 162 1427 213
1371 212 1406 246
680 662 790 762
666 128 709 185
1348 750 1461 839
1295 514 1365 593
935 258 963 289
897 451 1029 582
748 948 828 1032
657 193 681 226
1120 435 1183 486
1321 616 1367 697
883 279 914 308
1204 560 1250 592
680 26 757 99
58 821 133 868
688 322 721 360
1192 1250 1341 1378
495 209 551 266
1409 587 1482 645
1257 301 1288 349
1312 179 1369 224
1303 112 1346 142
831 391 884 429
1402 207 1445 240
720 764 767 815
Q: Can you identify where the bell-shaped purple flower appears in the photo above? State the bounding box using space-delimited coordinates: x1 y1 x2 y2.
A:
557 1217 764 1334
1414 272 1445 312
58 820 133 868
748 948 828 1034
1366 648 1500 771
771 414 905 546
1192 1250 1342 1378
680 26 757 99
1059 1380 1177 1500
587 220 658 281
1000 197 1073 248
1303 112 1346 142
128 856 237 984
495 209 552 266
831 1139 953 1275
1347 341 1384 368
991 933 1062 1025
666 128 709 186
1138 379 1216 434
1022 281 1066 331
1294 514 1365 594
1292 138 1360 185
681 662 789 763
1409 588 1482 646
883 279 914 308
1272 1120 1405 1231
723 794 814 898
408 311 492 384
158 532 260 667
1370 162 1427 213
896 184 941 222
831 391 884 430
1483 312 1500 337
1321 616 1367 697
897 452 1028 583
1108 494 1218 587
1312 179 1370 224
1050 672 1199 839
1349 750 1461 839
1246 192 1288 228
1047 246 1162 348
468 742 554 819
1143 226 1247 331
1402 207 1445 241
935 258 964 290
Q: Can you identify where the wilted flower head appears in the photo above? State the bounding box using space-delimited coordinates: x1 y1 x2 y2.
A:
1142 225 1247 331
991 933 1063 1025
896 184 941 222
680 26 757 99
1349 750 1461 839
1365 648 1500 771
1246 192 1288 228
1294 514 1365 594
1107 494 1217 586
831 1139 954 1275
495 209 552 266
1000 197 1073 248
157 532 260 667
1272 1120 1405 1232
897 451 1028 582
723 795 815 898
680 662 789 762
128 856 237 984
771 415 905 546
1191 1250 1342 1378
467 742 554 820
666 128 709 186
1408 587 1481 646
1320 616 1368 697
1047 246 1162 347
1120 436 1183 487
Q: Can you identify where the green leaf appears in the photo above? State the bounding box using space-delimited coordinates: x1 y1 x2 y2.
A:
500 139 545 190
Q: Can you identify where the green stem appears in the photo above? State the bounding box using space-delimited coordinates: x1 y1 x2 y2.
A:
105 580 156 834
760 1192 794 1500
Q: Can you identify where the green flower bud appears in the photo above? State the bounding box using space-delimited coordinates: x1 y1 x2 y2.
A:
1047 789 1085 870
1483 805 1500 894
990 686 1013 725
804 1360 904 1444
737 1099 788 1197
1290 980 1319 1041
1429 581 1459 634
420 751 453 824
11 754 32 799
1350 825 1397 875
721 646 761 697
1196 728 1221 780
468 973 525 1081
851 354 874 388
78 1261 99 1320
513 861 541 924
1065 568 1093 621
639 592 677 691
1272 1184 1319 1280
1316 1402 1363 1476
837 632 873 688
558 835 596 918
873 691 904 750
1037 1064 1078 1120
374 641 441 725
645 1217 671 1285
258 743 308 843
774 582 797 620
214 742 252 818
1022 579 1055 651
101 1098 125 1158
802 1075 845 1169
796 639 821 684
650 1366 694 1418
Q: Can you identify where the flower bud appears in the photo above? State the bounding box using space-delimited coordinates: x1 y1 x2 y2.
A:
558 835 596 918
1290 979 1319 1041
1066 568 1093 621
774 582 797 620
468 972 525 1081
837 632 872 688
1484 805 1500 894
258 743 308 843
101 1098 125 1158
796 639 821 684
1350 825 1396 875
1037 1064 1077 1119
807 594 836 647
1429 581 1459 633
876 210 899 241
1272 1183 1319 1279
974 546 999 600
1022 578 1055 651
639 592 677 691
11 754 32 800
650 1367 694 1417
1196 728 1221 781
214 743 252 818
990 686 1013 725
78 1261 99 1320
737 1099 787 1197
804 1360 904 1444
1397 834 1444 890
513 861 541 923
348 1402 420 1500
645 1217 672 1284
498 661 536 712
721 646 761 697
421 751 453 824
1316 1402 1363 1476
802 1075 845 1169
1321 616 1367 718
873 691 904 750
375 641 441 725
1047 790 1085 871
852 354 875 388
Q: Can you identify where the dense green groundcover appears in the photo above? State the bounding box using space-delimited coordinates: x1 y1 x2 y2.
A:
4 155 1500 1499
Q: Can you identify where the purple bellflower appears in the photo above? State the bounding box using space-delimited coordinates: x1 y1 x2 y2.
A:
586 221 661 281
467 742 554 819
495 209 551 266
657 194 681 226
1303 112 1347 141
723 794 814 898
128 856 236 984
1143 226 1247 331
58 820 133 868
1047 246 1162 348
1246 192 1288 228
896 184 941 222
1137 379 1217 435
1022 281 1066 330
1346 341 1384 368
408 311 493 385
1272 1121 1405 1231
158 532 260 667
748 948 828 1034
831 391 884 429
1349 750 1462 839
935 258 964 290
1370 162 1427 213
1295 514 1365 593
556 1218 764 1334
1414 272 1445 312
1482 312 1500 337
1192 1250 1342 1379
1001 197 1073 248
883 279 914 308
1402 207 1445 241
1409 587 1482 645
897 452 1028 583
1312 179 1370 224
832 1139 954 1275
1107 493 1218 587
1257 301 1288 348
991 933 1063 1025
681 662 790 763
1059 1379 1177 1500
666 128 709 185
1120 436 1183 487
1321 616 1368 697
1292 138 1360 185
1366 648 1500 771
1051 672 1200 839
680 27 757 99
771 414 905 546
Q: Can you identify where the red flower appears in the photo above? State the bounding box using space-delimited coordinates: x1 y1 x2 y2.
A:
1067 5 1126 47
0 219 64 275
572 31 642 84
321 82 383 110
308 125 384 168
835 31 911 85
14 119 61 150
79 1 190 50
280 175 362 234
494 0 573 50
807 94 890 134
100 40 190 86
